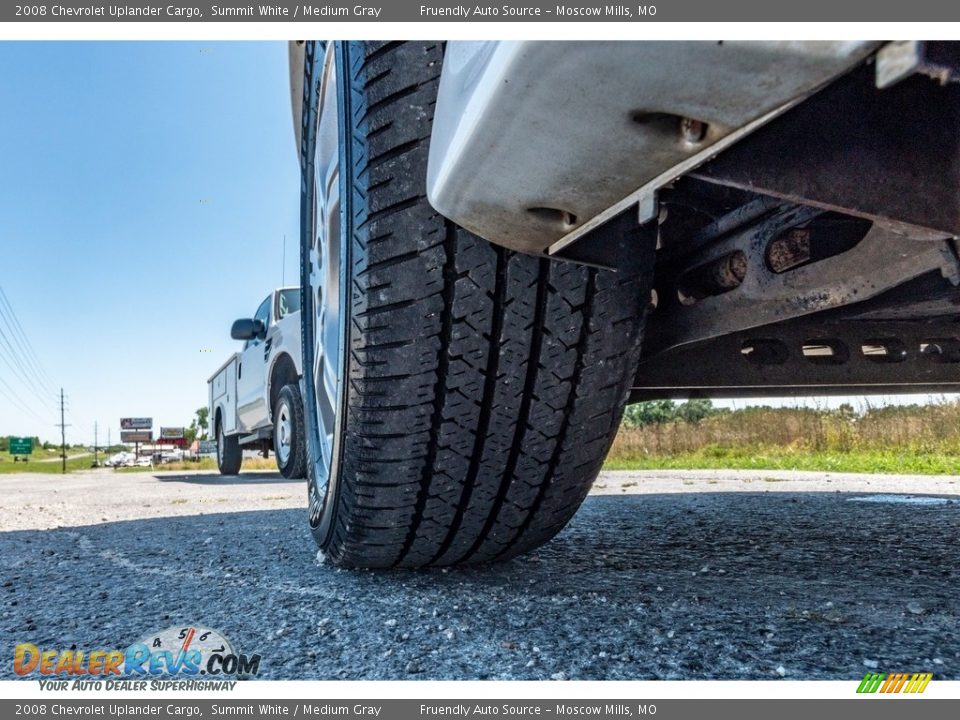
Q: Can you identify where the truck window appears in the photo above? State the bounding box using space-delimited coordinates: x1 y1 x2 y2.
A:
244 295 272 349
254 295 271 326
277 289 301 320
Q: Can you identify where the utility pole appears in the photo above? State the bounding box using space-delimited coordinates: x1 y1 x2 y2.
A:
94 422 99 467
57 388 70 474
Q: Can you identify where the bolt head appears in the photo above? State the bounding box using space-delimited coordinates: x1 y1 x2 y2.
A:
681 117 708 144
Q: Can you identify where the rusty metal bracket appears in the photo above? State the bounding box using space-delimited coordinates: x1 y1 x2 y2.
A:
645 212 959 355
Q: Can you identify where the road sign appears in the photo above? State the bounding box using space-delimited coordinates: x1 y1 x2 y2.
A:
159 427 184 439
8 437 33 455
120 431 153 443
198 440 217 455
120 418 152 430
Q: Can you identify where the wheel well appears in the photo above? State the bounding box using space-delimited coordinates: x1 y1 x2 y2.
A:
269 353 299 417
215 407 222 436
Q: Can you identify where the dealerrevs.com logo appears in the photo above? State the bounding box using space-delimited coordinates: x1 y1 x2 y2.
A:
13 626 261 689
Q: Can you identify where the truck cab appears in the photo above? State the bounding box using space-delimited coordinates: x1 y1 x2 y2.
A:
208 287 306 478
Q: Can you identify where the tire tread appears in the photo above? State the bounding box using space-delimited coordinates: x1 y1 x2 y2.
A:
318 41 652 567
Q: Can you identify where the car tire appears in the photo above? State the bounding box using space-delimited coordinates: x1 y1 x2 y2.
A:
300 41 655 567
216 419 242 476
274 383 307 479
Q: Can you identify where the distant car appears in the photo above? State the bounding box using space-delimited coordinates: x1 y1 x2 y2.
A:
106 452 134 467
160 449 183 463
135 457 152 468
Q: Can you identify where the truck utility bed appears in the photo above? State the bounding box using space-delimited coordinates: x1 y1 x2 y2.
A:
208 354 238 436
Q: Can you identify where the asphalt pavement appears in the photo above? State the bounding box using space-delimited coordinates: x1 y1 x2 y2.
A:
1 469 958 680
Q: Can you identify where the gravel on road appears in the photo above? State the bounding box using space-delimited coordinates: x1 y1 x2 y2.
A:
1 469 957 680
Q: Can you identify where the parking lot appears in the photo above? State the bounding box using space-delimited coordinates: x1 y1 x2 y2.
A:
1 468 958 680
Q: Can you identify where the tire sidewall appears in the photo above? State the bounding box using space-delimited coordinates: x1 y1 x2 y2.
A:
216 419 224 468
216 418 242 476
301 41 352 545
275 384 307 480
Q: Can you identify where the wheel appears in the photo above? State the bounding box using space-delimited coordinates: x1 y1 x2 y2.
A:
274 383 307 479
216 419 242 476
299 41 655 568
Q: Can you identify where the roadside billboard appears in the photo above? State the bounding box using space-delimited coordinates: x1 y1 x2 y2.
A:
159 427 185 439
120 418 152 430
120 431 153 443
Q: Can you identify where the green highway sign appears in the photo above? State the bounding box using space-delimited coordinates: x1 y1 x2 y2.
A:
9 437 33 455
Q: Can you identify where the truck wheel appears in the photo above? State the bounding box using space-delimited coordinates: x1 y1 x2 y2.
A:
216 419 242 476
299 41 654 567
274 384 307 479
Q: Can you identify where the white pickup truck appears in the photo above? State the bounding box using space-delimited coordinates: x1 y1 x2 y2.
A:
207 288 306 478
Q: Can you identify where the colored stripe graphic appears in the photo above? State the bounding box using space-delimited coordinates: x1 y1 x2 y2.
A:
857 671 932 693
907 673 934 693
857 673 886 693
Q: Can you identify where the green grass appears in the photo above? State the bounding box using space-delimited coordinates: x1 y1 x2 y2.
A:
607 402 960 475
603 445 960 475
0 452 98 474
113 457 277 473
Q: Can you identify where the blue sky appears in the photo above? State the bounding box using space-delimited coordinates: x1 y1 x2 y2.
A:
0 41 952 446
0 42 299 444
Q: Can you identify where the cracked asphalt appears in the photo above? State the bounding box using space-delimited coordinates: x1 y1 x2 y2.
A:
1 469 958 680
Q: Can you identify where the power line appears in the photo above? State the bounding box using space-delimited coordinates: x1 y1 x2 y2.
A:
0 351 54 425
0 286 58 392
0 375 52 427
0 288 79 450
0 286 58 398
0 287 59 425
0 316 54 399
0 324 49 401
